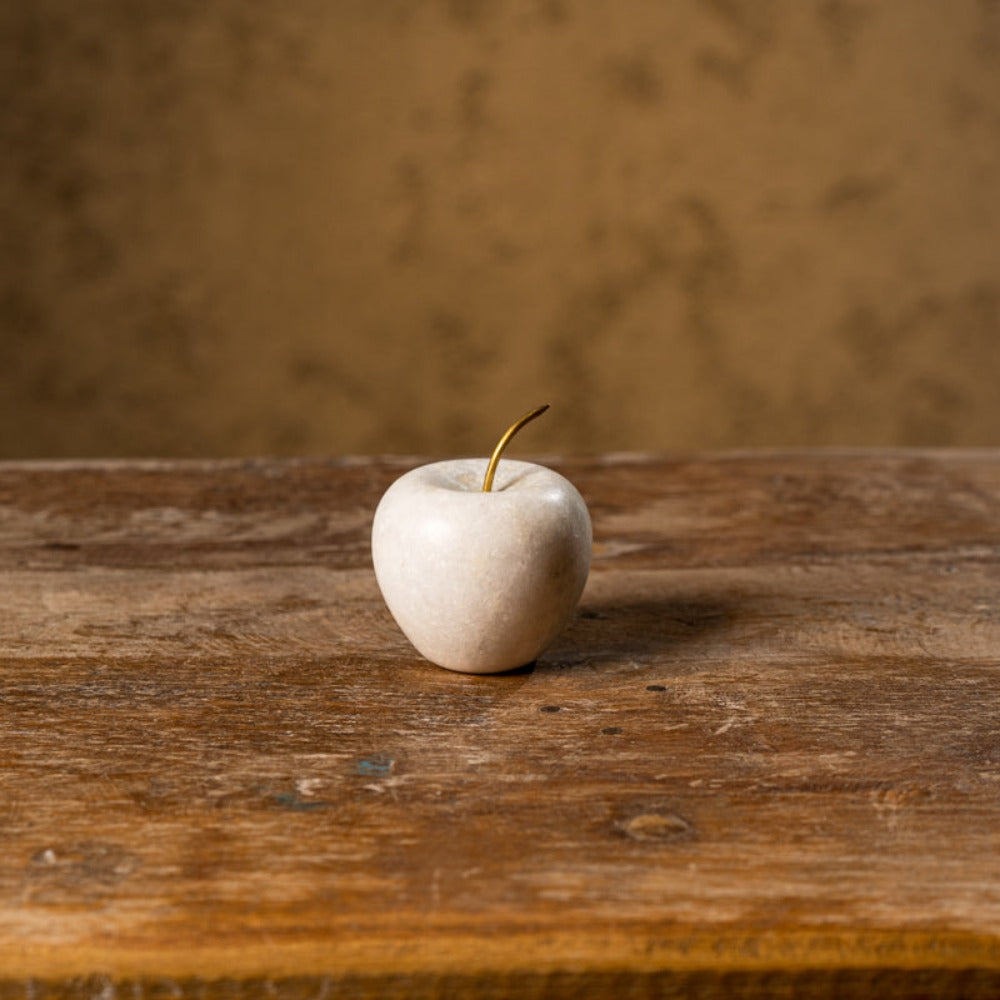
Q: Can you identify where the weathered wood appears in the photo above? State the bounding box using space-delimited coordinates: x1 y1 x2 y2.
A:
0 451 998 997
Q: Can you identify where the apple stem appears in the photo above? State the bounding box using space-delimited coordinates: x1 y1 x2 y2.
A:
482 404 550 492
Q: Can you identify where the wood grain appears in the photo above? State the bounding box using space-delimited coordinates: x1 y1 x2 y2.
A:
1 452 999 997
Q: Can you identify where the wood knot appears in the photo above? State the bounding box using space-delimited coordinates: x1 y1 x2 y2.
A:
620 811 693 843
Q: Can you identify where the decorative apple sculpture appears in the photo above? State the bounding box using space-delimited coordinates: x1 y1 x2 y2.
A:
371 405 592 674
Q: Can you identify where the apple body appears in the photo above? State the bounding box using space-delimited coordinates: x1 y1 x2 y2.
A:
371 458 592 674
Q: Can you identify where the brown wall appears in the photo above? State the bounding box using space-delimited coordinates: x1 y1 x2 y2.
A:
2 1 998 458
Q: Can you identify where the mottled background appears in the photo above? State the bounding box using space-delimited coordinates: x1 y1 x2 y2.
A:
1 1 998 458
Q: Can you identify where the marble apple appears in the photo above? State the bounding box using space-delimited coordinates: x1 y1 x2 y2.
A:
371 406 592 674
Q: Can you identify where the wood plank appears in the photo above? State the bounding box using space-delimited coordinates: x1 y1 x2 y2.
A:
0 452 998 996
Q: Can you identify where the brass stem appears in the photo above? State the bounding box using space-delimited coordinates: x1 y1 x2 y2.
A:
481 404 550 492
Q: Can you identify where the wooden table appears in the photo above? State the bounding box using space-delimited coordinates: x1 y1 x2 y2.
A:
1 452 998 997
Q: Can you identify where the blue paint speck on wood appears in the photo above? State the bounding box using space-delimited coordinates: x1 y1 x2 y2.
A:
355 755 394 777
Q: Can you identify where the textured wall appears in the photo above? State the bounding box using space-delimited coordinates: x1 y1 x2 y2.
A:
2 1 998 458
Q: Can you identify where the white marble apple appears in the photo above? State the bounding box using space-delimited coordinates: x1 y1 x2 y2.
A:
371 406 592 674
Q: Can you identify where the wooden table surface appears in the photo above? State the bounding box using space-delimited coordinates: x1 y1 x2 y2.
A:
1 451 999 997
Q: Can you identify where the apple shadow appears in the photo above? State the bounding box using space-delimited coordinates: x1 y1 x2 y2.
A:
543 594 736 674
